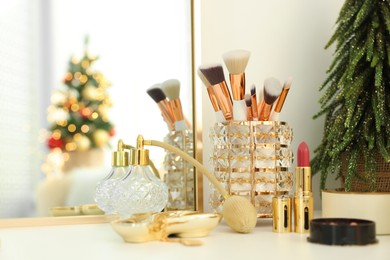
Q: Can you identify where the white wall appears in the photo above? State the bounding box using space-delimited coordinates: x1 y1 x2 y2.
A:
200 0 344 211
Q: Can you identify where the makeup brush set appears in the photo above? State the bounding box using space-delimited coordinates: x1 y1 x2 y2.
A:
146 79 190 131
198 49 292 122
203 50 294 219
146 79 194 211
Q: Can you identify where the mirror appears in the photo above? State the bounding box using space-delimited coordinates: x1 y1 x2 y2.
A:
0 0 198 221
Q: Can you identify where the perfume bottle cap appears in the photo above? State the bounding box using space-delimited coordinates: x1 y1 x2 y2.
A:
112 150 129 167
134 135 150 166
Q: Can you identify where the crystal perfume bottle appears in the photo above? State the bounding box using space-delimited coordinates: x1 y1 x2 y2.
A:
94 141 132 214
112 136 168 219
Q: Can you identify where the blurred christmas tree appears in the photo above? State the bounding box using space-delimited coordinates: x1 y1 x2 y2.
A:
312 0 390 191
46 38 115 153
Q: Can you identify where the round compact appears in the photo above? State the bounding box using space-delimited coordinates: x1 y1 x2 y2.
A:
307 218 377 246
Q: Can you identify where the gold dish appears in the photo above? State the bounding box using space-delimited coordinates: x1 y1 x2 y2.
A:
111 211 222 243
50 204 105 217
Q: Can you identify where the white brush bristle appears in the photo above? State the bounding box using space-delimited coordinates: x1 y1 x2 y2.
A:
161 79 180 100
284 76 293 89
264 77 282 97
222 49 251 74
197 69 211 87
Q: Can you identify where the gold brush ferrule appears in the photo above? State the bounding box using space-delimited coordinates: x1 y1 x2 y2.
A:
294 166 313 233
246 106 253 121
251 94 258 119
258 102 272 121
211 81 233 120
229 73 245 100
170 98 185 121
274 87 290 113
272 196 292 233
206 86 221 112
157 101 174 130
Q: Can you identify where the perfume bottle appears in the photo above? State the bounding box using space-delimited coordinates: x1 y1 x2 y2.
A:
94 141 132 214
112 136 168 219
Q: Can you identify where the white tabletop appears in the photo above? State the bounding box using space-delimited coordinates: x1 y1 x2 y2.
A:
0 218 389 260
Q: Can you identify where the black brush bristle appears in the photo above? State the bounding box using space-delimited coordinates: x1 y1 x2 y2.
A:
245 93 252 106
199 64 226 85
146 87 166 103
250 84 256 95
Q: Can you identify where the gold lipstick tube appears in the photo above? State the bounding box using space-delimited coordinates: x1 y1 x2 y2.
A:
294 167 314 233
211 81 233 120
157 101 174 130
273 196 292 233
229 73 245 100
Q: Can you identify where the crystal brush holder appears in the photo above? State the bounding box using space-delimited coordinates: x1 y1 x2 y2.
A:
164 129 195 210
209 121 294 218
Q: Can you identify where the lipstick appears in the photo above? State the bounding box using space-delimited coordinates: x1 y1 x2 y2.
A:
294 141 314 233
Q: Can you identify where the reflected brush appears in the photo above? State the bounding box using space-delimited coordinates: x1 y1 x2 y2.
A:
146 85 175 130
270 77 292 121
258 77 282 121
197 69 225 122
250 84 258 120
199 64 233 121
244 94 253 121
223 50 250 121
161 79 187 131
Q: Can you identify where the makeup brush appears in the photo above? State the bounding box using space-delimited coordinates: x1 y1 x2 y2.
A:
270 77 293 121
197 69 225 122
258 78 283 121
244 94 253 121
223 50 251 121
250 84 258 120
161 79 187 131
199 64 233 120
146 85 175 130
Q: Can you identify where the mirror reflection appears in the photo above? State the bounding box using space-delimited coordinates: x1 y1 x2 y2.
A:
0 0 192 218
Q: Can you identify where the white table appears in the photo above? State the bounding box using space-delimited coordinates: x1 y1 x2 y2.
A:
0 218 389 260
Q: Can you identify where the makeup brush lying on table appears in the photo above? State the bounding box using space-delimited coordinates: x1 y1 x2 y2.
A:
223 50 251 121
258 77 283 121
270 77 292 121
146 85 175 130
199 64 233 121
197 69 225 123
161 79 188 131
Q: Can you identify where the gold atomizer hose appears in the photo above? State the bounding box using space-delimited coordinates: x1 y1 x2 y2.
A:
142 138 229 199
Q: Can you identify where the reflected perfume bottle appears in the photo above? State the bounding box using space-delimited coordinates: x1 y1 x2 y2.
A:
94 141 132 214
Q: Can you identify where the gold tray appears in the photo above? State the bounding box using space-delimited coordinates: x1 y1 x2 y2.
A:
111 211 221 243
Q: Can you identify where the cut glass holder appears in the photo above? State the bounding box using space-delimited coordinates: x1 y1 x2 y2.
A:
164 129 195 210
209 121 294 218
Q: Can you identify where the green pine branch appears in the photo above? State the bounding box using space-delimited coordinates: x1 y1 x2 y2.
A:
312 0 390 192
